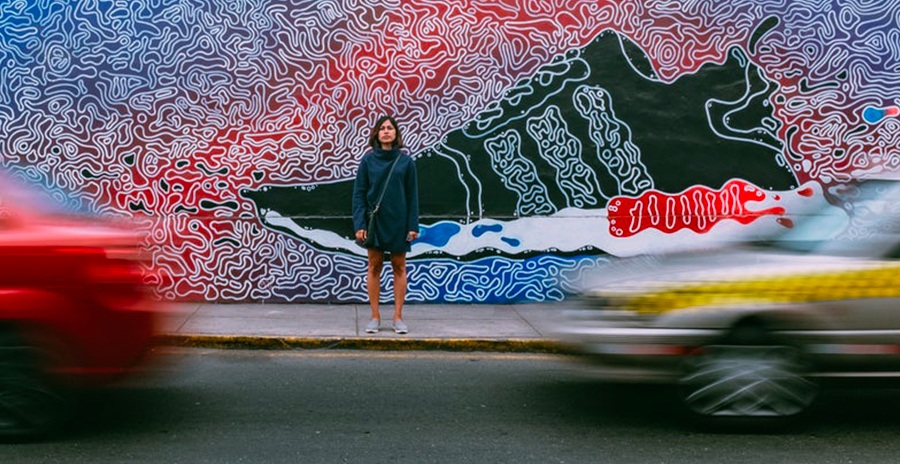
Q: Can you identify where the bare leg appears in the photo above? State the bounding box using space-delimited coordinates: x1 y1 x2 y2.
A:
390 252 407 321
367 249 385 320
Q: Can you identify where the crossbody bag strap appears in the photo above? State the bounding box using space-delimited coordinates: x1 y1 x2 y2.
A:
371 154 402 214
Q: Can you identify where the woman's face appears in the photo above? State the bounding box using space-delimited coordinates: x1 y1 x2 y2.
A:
378 120 397 147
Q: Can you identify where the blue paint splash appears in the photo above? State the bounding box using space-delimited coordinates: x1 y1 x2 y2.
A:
415 222 461 247
862 106 899 124
473 223 503 237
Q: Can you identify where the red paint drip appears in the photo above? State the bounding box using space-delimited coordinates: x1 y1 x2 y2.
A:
608 179 785 237
776 217 794 229
797 186 815 197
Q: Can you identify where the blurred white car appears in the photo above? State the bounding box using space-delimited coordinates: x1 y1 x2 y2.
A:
554 178 900 422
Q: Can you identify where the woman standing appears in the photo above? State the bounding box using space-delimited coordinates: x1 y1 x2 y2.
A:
352 116 419 334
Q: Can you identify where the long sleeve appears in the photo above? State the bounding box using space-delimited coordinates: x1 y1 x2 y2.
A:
405 156 419 232
352 157 369 231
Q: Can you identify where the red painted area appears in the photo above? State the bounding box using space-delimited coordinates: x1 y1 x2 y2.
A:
776 217 795 228
607 179 785 237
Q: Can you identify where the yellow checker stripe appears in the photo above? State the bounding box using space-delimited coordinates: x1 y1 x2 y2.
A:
626 263 900 315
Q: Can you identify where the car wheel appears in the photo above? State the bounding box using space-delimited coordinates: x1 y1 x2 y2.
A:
0 330 70 441
679 328 818 421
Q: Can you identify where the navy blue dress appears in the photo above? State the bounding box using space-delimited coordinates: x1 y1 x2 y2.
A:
352 148 419 253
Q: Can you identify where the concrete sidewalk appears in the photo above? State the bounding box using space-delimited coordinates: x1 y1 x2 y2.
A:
158 302 570 353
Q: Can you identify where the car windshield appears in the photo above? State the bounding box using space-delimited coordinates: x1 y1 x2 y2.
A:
766 179 900 258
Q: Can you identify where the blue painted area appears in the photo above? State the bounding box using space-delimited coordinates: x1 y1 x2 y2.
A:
863 107 884 124
472 224 503 238
402 254 606 304
472 223 503 237
500 237 520 247
414 222 461 247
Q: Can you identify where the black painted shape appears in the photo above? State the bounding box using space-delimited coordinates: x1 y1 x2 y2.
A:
128 200 150 214
244 31 796 248
199 199 238 211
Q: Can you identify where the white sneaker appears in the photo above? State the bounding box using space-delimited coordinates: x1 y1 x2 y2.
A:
365 319 380 333
392 320 408 334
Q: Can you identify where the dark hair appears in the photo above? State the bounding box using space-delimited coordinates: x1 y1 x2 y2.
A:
368 115 404 149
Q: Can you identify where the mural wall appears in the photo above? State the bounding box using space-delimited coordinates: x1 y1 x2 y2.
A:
1 1 897 303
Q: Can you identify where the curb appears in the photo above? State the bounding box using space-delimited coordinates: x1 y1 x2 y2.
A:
156 334 570 354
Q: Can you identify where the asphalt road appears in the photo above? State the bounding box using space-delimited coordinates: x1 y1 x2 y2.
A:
6 348 900 464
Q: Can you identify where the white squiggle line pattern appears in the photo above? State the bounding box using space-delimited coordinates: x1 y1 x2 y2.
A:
573 85 653 195
706 61 781 152
526 105 604 207
484 130 556 217
463 56 591 138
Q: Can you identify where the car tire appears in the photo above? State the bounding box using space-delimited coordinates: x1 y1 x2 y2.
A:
0 329 71 442
678 324 818 427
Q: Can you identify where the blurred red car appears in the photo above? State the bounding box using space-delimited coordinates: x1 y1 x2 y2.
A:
0 171 164 440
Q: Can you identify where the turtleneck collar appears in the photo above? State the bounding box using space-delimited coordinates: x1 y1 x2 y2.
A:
374 147 400 159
